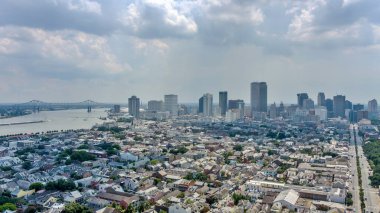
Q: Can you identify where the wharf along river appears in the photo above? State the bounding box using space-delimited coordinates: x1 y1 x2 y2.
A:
0 109 108 136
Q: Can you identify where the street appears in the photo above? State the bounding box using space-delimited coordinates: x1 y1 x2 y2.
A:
353 125 380 213
350 124 361 213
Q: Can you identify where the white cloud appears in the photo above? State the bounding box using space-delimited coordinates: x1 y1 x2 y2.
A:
55 0 102 14
119 0 197 38
0 26 129 75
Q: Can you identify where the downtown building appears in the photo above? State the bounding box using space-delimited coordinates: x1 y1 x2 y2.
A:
317 92 326 106
164 94 179 117
148 100 164 111
250 82 267 118
333 95 345 118
199 93 213 117
219 91 228 117
128 95 140 119
368 99 378 119
226 99 245 121
297 93 309 108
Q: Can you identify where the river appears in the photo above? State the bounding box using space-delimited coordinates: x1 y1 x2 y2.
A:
0 109 108 136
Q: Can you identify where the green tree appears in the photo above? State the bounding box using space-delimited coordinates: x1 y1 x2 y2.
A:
0 203 17 211
22 161 32 170
62 202 91 213
29 182 44 191
70 151 96 162
233 144 243 151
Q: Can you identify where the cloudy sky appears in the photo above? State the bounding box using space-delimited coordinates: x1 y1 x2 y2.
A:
0 0 379 104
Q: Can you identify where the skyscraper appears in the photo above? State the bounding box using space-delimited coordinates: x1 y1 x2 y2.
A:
269 103 277 119
353 104 364 111
368 99 378 119
164 94 178 116
198 97 204 114
228 99 244 110
250 82 267 114
297 93 309 108
113 105 121 113
333 95 346 118
303 98 315 110
317 92 325 106
325 98 333 112
219 91 228 116
128 95 140 118
345 100 352 110
238 101 245 119
368 99 378 113
202 93 213 116
148 100 163 111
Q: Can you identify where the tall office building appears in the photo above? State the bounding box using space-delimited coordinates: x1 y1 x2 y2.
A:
317 92 325 106
148 100 163 111
269 103 277 119
345 100 352 110
128 95 140 118
198 97 204 114
164 94 179 116
297 93 309 108
368 99 378 119
219 91 228 116
314 107 327 121
202 93 213 116
325 99 333 112
353 104 364 111
250 82 267 114
333 95 346 118
357 110 369 121
303 98 315 110
237 102 245 119
368 99 378 113
278 102 285 116
113 105 121 113
228 100 244 110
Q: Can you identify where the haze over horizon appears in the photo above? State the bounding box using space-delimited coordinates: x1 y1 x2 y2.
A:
0 0 380 104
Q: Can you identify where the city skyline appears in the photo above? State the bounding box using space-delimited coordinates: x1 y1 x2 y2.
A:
0 1 380 103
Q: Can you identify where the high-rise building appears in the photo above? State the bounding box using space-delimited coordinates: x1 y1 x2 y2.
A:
250 82 267 114
333 95 346 118
357 110 369 121
297 93 309 108
345 100 352 110
113 105 121 113
368 99 378 119
238 102 245 119
325 98 333 112
353 104 364 111
317 92 325 106
219 91 228 116
148 100 163 111
228 99 244 110
198 97 204 114
368 99 378 113
269 103 277 119
164 94 178 116
314 106 327 121
303 98 315 110
128 95 140 118
278 102 285 114
202 93 213 116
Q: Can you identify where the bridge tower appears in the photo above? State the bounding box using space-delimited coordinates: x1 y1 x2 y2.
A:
83 100 93 113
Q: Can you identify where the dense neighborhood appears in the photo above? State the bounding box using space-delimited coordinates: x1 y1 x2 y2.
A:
2 115 378 213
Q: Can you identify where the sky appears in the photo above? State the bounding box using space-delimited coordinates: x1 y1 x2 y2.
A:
0 0 380 104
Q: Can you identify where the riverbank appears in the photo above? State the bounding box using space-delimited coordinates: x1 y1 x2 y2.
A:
0 109 107 136
0 120 45 126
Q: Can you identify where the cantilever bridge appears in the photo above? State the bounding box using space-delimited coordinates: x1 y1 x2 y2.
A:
1 100 122 112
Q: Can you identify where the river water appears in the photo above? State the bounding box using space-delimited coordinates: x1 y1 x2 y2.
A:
0 109 108 136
